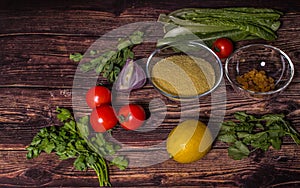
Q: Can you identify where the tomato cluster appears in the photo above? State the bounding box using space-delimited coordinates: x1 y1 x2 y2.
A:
85 86 146 132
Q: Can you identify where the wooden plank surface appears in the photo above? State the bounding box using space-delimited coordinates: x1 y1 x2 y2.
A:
0 0 300 187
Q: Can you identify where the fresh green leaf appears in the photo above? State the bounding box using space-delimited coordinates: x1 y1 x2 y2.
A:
236 132 251 139
56 143 66 153
74 155 87 171
65 120 76 133
77 116 90 139
268 128 282 138
234 111 255 122
111 156 129 170
79 62 95 72
44 141 55 154
70 30 144 83
228 141 250 160
75 140 87 152
90 56 102 66
117 39 132 51
262 114 284 126
270 138 282 150
26 107 128 186
32 148 40 158
130 33 143 45
94 133 105 147
56 107 73 122
97 146 108 156
26 150 33 159
95 62 107 73
30 135 42 146
105 143 115 155
217 133 236 143
220 121 237 132
69 53 83 62
218 111 300 160
86 155 97 166
159 7 282 44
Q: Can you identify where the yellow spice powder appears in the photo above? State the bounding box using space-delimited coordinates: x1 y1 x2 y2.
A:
151 55 215 97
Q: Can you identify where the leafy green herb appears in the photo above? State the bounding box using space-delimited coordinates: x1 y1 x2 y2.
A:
69 53 83 62
218 112 300 160
158 8 283 46
69 31 144 83
228 141 250 160
26 107 128 186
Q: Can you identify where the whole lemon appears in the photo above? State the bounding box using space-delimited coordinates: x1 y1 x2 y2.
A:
166 119 213 163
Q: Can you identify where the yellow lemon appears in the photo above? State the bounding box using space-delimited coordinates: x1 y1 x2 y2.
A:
166 119 213 163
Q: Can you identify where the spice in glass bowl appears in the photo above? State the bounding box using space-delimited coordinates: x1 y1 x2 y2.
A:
151 55 215 97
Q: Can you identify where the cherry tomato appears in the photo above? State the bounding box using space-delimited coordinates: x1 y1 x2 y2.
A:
118 104 146 130
212 38 234 58
90 105 118 132
86 86 111 109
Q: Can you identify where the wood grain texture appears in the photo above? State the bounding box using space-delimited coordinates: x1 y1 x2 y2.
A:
0 145 300 187
0 0 300 187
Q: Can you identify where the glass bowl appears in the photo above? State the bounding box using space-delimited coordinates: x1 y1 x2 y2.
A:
146 41 223 101
225 44 294 100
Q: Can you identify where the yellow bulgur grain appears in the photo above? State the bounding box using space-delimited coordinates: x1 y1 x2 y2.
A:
151 55 215 97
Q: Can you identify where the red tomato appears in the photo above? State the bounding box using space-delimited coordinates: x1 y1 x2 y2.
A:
86 86 111 109
90 105 118 132
212 38 234 58
118 104 146 130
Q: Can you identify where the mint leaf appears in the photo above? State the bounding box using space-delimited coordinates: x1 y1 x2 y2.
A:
72 30 144 83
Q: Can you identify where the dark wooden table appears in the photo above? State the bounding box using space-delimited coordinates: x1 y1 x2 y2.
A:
1 0 300 187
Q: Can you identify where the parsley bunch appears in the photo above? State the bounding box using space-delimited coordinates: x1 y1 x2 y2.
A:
218 112 300 160
26 108 128 186
69 31 144 83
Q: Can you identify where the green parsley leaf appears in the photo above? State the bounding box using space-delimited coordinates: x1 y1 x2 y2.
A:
111 156 129 170
218 111 300 160
217 133 237 143
26 108 128 186
228 141 250 160
74 155 87 171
